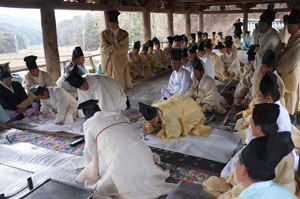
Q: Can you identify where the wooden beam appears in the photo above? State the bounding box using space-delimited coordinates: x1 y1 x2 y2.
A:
104 10 109 30
0 0 44 9
198 12 204 32
203 8 291 14
185 14 191 39
40 4 61 81
143 10 151 42
177 0 286 5
243 9 249 37
167 12 174 36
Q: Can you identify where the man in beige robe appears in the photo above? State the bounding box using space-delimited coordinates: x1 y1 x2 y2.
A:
100 10 132 90
153 37 169 68
139 43 155 78
163 36 174 66
251 9 282 97
233 34 241 49
128 41 143 80
187 57 226 114
277 9 300 125
22 55 56 98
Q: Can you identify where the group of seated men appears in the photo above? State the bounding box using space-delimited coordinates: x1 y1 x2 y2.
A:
0 8 299 199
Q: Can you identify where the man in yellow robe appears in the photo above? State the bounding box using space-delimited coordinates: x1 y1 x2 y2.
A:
22 55 56 98
139 43 155 78
163 36 174 66
100 10 132 90
128 41 143 80
139 94 212 140
187 57 227 114
217 32 225 45
211 32 218 47
233 34 241 49
153 37 169 69
251 9 282 97
277 9 300 125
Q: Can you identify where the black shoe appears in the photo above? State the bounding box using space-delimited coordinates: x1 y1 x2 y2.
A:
126 96 131 109
16 114 24 120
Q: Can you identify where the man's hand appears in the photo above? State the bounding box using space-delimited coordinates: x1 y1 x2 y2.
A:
17 107 26 114
141 124 148 134
0 123 10 129
56 122 64 126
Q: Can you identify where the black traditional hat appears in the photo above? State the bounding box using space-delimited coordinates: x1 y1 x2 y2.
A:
197 41 205 51
283 14 289 22
181 48 188 58
197 31 203 38
246 31 251 34
262 49 276 68
133 41 141 49
29 85 47 96
183 35 188 42
253 103 279 125
217 42 225 49
148 40 154 48
179 35 184 41
65 73 84 88
191 33 196 39
188 44 198 54
212 32 216 35
167 36 174 44
204 39 212 49
108 10 120 23
225 39 233 48
78 99 101 119
139 102 157 121
288 9 300 24
260 9 276 24
0 63 11 80
218 32 222 36
24 55 38 70
174 35 181 42
152 37 160 45
72 46 84 61
203 32 208 37
192 57 204 72
170 48 182 61
142 43 149 52
259 71 280 98
247 45 256 62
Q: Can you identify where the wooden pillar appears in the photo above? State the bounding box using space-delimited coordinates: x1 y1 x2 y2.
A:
143 10 151 42
104 10 109 30
185 14 191 39
198 12 204 32
243 9 249 37
167 12 174 36
40 6 60 81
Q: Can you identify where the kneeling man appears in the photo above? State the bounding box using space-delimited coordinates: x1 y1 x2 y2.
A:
30 85 78 125
76 100 174 199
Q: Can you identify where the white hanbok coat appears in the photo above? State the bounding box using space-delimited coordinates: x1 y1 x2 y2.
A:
201 54 215 79
40 87 78 123
78 74 127 114
167 67 191 95
76 111 175 199
56 74 78 99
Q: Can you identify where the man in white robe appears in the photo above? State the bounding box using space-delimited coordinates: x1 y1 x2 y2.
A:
76 100 175 199
29 85 78 125
57 46 88 99
160 48 191 99
65 73 128 114
197 41 215 79
187 57 226 114
251 9 282 97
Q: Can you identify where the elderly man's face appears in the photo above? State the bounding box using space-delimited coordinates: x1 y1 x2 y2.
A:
193 69 203 80
30 68 39 77
226 47 232 55
171 60 181 71
109 22 119 30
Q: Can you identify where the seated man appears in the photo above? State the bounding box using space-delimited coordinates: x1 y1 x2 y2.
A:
204 39 225 82
0 104 11 129
128 41 143 80
56 46 88 99
217 32 225 45
232 34 241 49
29 85 78 125
220 38 241 81
148 40 162 73
185 44 198 75
235 111 296 199
65 73 129 113
153 37 169 69
139 94 212 139
188 33 197 47
22 55 56 98
187 57 227 114
160 48 191 99
241 31 252 50
203 103 296 198
76 100 175 199
139 43 155 78
197 41 215 79
217 42 226 55
0 66 38 120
